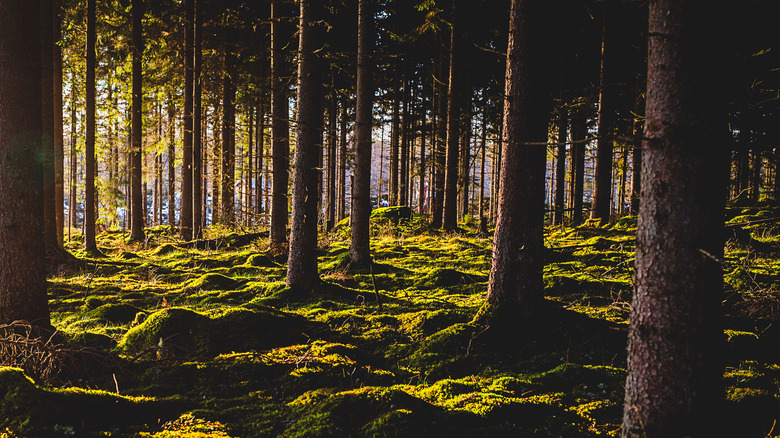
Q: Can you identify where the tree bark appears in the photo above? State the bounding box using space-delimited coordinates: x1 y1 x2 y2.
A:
622 2 728 435
220 50 236 225
180 0 194 240
84 0 98 252
167 96 176 227
389 68 400 206
129 0 145 241
270 0 291 251
431 49 448 228
326 72 337 230
0 0 50 326
350 0 374 267
53 0 65 246
286 0 324 292
553 106 567 226
442 0 460 229
478 0 550 329
590 6 614 225
192 0 203 237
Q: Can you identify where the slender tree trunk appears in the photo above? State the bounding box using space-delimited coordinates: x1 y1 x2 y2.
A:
192 0 203 237
326 72 337 230
212 97 222 224
221 50 236 225
0 0 50 326
570 107 586 225
622 2 729 436
478 108 487 232
442 0 461 229
478 0 550 329
245 106 254 226
337 100 348 220
69 81 77 236
167 97 176 227
270 0 291 251
399 62 409 206
179 0 194 239
389 68 400 207
458 75 472 220
84 0 98 252
53 0 65 246
431 49 448 228
129 0 145 241
751 149 762 202
349 0 373 267
590 7 614 225
553 106 567 226
287 0 323 291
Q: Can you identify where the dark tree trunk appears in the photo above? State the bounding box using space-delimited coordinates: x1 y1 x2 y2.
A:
751 149 762 202
553 106 567 226
478 0 550 329
220 51 236 225
0 0 50 326
458 74 472 220
337 100 348 220
287 0 323 291
212 97 222 224
129 0 145 241
41 0 59 255
167 97 176 227
431 49 448 228
350 0 373 267
622 2 728 436
570 107 586 225
442 0 460 229
326 73 337 230
84 0 98 252
270 0 291 251
399 62 409 206
180 0 194 240
590 7 614 225
389 68 400 206
53 0 65 246
192 0 203 237
629 122 642 215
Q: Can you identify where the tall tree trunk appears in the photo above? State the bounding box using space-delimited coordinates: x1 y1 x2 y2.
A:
431 49 448 228
478 108 487 232
477 0 550 329
622 2 728 435
553 106 567 226
326 72 337 230
337 100 348 220
590 7 614 225
287 0 323 291
751 149 762 202
212 97 222 224
167 97 176 227
442 0 460 229
220 51 236 225
570 108 586 225
458 74 472 220
389 68 400 207
53 0 65 246
180 0 194 240
0 0 50 326
192 0 203 237
246 106 254 226
270 0 291 251
350 0 373 267
84 0 98 252
129 0 145 241
399 61 409 206
69 81 77 236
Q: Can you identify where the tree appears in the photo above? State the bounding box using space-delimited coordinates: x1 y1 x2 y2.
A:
589 7 614 225
286 0 323 291
180 0 194 241
129 0 145 242
53 0 65 246
476 0 550 328
0 0 50 326
441 0 460 230
192 0 203 237
41 0 59 255
84 0 98 253
269 0 291 252
553 106 567 226
621 2 729 435
349 0 373 268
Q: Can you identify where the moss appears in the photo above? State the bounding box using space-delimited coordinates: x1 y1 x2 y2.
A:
86 303 143 324
153 243 185 256
415 268 487 289
186 273 244 291
119 307 209 357
244 253 281 268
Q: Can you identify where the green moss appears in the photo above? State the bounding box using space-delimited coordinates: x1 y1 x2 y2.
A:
87 303 143 324
119 307 208 356
185 273 245 291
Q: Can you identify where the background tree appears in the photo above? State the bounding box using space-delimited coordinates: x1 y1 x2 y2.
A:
621 1 730 435
129 0 145 241
84 0 98 253
180 0 194 240
0 0 50 326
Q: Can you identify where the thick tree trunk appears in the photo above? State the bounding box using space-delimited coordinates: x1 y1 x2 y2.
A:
431 49 448 228
270 0 291 251
622 2 728 435
167 97 176 227
180 0 194 240
590 7 614 225
570 107 586 225
350 0 373 267
751 149 762 202
0 0 50 326
41 0 59 255
53 0 65 246
287 0 323 291
478 0 550 329
399 62 409 206
442 0 460 229
458 75 472 220
326 73 337 230
553 106 567 226
221 52 236 225
84 0 98 252
129 0 145 241
389 69 400 206
192 0 203 237
337 101 348 220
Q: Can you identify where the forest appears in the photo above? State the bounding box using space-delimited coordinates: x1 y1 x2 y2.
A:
1 0 780 436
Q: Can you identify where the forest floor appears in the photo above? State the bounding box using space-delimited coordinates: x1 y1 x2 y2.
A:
3 206 780 437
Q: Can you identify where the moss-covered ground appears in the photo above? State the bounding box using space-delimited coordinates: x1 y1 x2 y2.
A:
3 206 780 436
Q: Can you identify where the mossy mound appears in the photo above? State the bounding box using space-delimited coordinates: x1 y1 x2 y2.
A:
152 243 184 256
117 251 140 260
69 331 117 350
245 253 281 268
370 206 413 223
119 306 317 358
86 303 143 324
185 273 244 291
415 268 487 289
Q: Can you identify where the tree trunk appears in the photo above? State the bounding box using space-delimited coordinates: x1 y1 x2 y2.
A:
590 6 614 225
337 100 348 220
0 0 50 326
751 149 762 202
53 0 65 246
192 0 203 237
570 107 586 225
180 0 194 240
270 0 291 251
458 74 472 220
349 0 374 267
287 0 324 292
389 69 400 207
431 49 448 228
167 97 176 227
84 0 98 252
553 106 567 226
478 0 550 329
442 0 460 229
129 0 145 241
220 51 236 225
326 72 337 230
622 2 728 435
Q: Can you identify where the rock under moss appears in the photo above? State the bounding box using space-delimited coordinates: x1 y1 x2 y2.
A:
185 273 244 291
87 303 143 324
